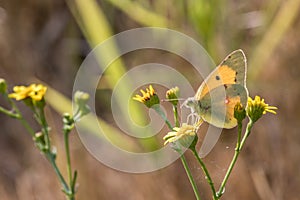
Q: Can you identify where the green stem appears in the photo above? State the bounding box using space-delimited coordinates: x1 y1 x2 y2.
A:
217 119 254 198
71 170 78 193
173 105 179 127
35 106 51 150
45 152 70 194
191 147 217 200
239 119 254 151
152 104 173 130
64 129 73 195
0 97 36 137
37 107 74 199
0 106 20 118
180 154 201 200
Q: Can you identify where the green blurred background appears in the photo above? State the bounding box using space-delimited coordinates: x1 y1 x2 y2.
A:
0 0 299 199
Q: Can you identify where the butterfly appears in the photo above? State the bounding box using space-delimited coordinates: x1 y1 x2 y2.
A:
184 49 248 129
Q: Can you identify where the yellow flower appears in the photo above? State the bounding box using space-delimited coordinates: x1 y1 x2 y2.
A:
9 84 47 101
28 84 47 101
133 85 159 108
247 96 277 122
163 123 197 148
9 85 31 100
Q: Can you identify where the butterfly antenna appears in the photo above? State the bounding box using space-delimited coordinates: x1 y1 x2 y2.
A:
161 98 185 102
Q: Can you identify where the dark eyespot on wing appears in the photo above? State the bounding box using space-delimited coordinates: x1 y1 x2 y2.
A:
216 75 220 80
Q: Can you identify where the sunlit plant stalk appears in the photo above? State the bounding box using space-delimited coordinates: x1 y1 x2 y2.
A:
0 80 90 200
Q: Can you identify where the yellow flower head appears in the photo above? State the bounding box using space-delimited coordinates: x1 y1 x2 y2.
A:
133 85 159 108
163 123 197 149
28 84 47 101
9 84 47 101
247 96 277 122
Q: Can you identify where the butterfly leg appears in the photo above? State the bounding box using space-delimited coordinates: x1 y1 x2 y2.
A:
187 112 200 125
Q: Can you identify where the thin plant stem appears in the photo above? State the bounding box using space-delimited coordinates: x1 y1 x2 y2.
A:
0 106 20 118
37 107 51 150
71 170 78 194
173 105 180 127
152 104 173 130
45 152 70 194
64 129 74 195
37 106 75 199
191 147 217 200
217 119 254 198
180 154 201 200
239 119 254 151
1 96 36 137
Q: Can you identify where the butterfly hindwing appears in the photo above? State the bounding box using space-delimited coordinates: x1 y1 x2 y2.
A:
195 49 247 100
198 84 248 129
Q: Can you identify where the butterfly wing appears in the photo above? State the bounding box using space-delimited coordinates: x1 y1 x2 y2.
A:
195 49 247 100
198 84 248 129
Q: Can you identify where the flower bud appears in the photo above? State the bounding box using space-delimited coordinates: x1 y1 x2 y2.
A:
0 78 7 94
234 102 246 122
166 86 180 106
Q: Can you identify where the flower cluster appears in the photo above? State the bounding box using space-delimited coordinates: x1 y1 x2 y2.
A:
9 84 47 101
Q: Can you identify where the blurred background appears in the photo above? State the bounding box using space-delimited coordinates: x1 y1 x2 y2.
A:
0 0 299 199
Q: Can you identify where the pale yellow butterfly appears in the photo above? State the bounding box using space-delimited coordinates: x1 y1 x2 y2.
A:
184 49 248 129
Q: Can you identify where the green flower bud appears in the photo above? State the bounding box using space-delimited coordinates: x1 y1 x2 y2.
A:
166 86 180 106
0 78 7 94
74 91 90 120
234 102 246 123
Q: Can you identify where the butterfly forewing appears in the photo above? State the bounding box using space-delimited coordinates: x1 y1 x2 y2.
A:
195 49 247 100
